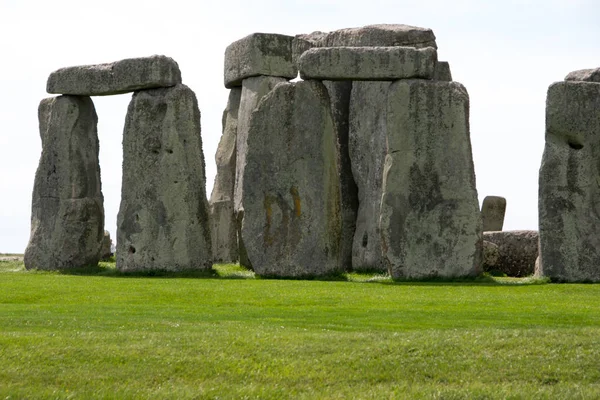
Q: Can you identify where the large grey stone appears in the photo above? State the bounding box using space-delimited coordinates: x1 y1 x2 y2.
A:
298 46 437 81
209 88 242 263
24 96 104 270
349 81 391 272
233 76 287 268
481 195 507 231
240 80 342 277
117 84 212 272
564 68 600 83
538 80 600 282
433 61 452 81
224 33 296 88
292 24 437 66
381 80 482 279
46 55 181 96
323 81 358 271
100 230 113 260
483 231 538 277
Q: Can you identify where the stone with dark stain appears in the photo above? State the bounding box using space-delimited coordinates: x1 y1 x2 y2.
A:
483 231 538 277
481 195 507 231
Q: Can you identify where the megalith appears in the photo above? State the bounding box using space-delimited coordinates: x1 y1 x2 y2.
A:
433 61 452 81
117 84 212 272
209 88 242 263
564 68 600 83
24 95 104 270
240 80 342 277
481 195 507 231
381 80 481 279
483 231 538 277
538 78 600 282
348 81 391 272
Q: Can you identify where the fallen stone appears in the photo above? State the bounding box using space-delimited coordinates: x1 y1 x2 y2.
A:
483 231 538 277
298 46 437 81
538 80 600 282
381 80 481 279
433 61 452 81
481 195 507 231
46 55 181 96
240 80 342 277
233 76 287 268
117 84 212 272
224 33 296 88
101 231 113 260
564 68 600 83
209 88 242 263
482 240 500 269
24 95 104 270
349 81 391 272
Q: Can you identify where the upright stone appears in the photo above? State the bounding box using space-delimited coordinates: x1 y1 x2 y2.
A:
117 84 212 272
100 230 113 260
24 96 104 270
224 33 296 88
209 88 242 263
381 80 481 279
234 76 287 268
46 55 182 96
240 81 342 277
481 195 507 231
538 79 600 282
433 61 452 81
349 81 391 272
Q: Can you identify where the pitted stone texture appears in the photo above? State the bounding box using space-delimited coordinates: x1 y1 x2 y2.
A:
434 61 452 81
564 68 600 83
240 81 342 277
538 81 600 282
482 240 500 268
323 81 358 271
117 84 212 272
24 96 104 270
483 231 538 277
234 76 287 268
209 88 242 263
292 24 437 67
349 81 391 272
298 46 437 81
101 231 113 260
481 195 507 231
224 33 296 88
46 55 181 96
381 80 481 279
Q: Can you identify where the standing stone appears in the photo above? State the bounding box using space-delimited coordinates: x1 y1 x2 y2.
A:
481 195 507 231
100 231 113 260
233 76 287 268
538 80 600 282
209 88 242 263
323 81 358 271
483 231 538 277
240 80 342 277
24 96 104 270
381 80 481 279
433 61 452 81
349 81 391 272
224 33 296 88
117 84 212 272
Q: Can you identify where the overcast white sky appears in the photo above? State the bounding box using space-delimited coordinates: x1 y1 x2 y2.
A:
1 0 599 253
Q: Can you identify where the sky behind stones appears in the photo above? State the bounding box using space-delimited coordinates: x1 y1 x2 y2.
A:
0 0 599 253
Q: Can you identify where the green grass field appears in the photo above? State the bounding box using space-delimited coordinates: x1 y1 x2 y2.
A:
1 259 599 399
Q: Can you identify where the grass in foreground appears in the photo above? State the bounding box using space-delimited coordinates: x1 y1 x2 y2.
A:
0 258 599 399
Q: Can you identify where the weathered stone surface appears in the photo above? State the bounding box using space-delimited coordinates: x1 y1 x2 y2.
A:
564 68 600 83
482 240 500 268
100 231 113 260
481 195 507 231
233 76 287 268
349 81 391 272
46 55 181 96
323 81 358 271
483 231 538 277
433 61 452 81
240 80 342 277
24 96 104 270
209 88 242 263
224 33 296 88
292 24 437 68
298 46 437 81
381 80 481 279
538 80 600 282
117 84 212 272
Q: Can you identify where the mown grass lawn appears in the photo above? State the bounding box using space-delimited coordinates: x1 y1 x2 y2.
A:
0 259 599 399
